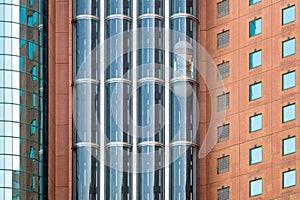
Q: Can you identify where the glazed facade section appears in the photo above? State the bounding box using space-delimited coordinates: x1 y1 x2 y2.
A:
0 0 48 199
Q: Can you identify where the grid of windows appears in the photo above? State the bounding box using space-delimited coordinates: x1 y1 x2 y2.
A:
282 5 296 25
217 156 230 174
217 93 230 111
217 30 230 49
249 82 262 101
217 124 230 143
250 146 262 165
249 18 262 37
217 61 230 80
283 169 296 188
282 71 296 90
249 50 262 69
250 114 262 132
250 0 262 6
217 0 230 18
283 136 296 156
218 187 230 200
282 38 296 58
250 178 262 197
282 103 296 123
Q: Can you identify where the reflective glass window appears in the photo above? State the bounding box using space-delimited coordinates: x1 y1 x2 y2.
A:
30 119 36 135
282 6 295 25
250 114 262 132
171 0 197 15
249 82 262 101
20 7 26 24
250 146 262 165
75 0 100 17
283 136 296 156
282 71 296 90
282 38 296 58
31 65 37 81
29 146 35 159
106 0 131 16
283 170 296 188
249 18 262 37
31 175 35 190
282 103 296 123
250 179 262 197
28 42 36 60
139 0 164 15
249 50 262 69
250 0 261 6
32 93 36 107
27 12 37 27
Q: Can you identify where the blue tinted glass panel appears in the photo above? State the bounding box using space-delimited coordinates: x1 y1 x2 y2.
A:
250 82 262 101
31 65 37 81
29 147 35 159
250 179 262 197
283 104 296 123
283 6 295 25
31 176 35 189
283 137 296 156
250 0 262 5
32 93 36 107
250 146 262 165
283 170 296 188
250 18 262 37
283 38 296 57
250 114 262 132
20 40 26 48
249 50 262 69
28 42 36 59
283 71 296 90
30 119 36 135
20 7 26 24
30 0 34 7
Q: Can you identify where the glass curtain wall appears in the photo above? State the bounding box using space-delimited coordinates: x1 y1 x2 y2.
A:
104 0 132 199
0 0 48 199
72 0 100 199
170 0 199 199
137 0 165 199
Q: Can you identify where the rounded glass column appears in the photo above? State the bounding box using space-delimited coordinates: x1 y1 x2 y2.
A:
72 0 100 199
170 0 199 199
0 0 48 199
137 0 165 199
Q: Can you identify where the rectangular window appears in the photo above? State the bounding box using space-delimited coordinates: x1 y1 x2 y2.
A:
250 179 263 197
250 146 262 165
283 136 296 156
217 93 230 111
282 38 296 58
217 30 230 49
217 0 230 18
282 103 296 123
217 61 230 80
283 169 296 188
249 82 262 101
282 5 296 25
249 50 262 69
249 18 262 37
250 114 262 132
217 156 230 174
250 0 262 6
282 71 296 90
217 124 230 143
217 187 230 200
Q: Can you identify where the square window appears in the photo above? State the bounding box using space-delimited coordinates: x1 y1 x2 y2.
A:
217 93 230 111
250 0 262 6
217 0 230 18
217 187 230 200
217 156 230 174
217 124 230 143
282 103 296 123
250 146 262 165
217 61 230 80
249 82 262 101
282 71 296 90
283 136 296 156
282 38 296 58
249 18 262 37
249 50 262 69
283 170 296 188
282 6 296 25
250 179 262 197
217 30 230 49
250 114 262 132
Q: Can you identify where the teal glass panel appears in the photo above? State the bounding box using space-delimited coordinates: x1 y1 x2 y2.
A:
249 50 262 69
20 39 26 48
249 18 262 37
30 0 34 7
29 147 35 159
27 12 37 27
250 179 262 197
250 0 262 5
30 119 36 135
283 6 295 25
249 82 262 101
283 104 296 123
31 176 35 190
31 65 37 81
282 71 295 90
250 146 262 165
28 42 36 59
32 93 36 107
250 114 262 132
20 57 24 72
283 170 296 188
282 38 296 57
20 7 26 24
283 137 296 156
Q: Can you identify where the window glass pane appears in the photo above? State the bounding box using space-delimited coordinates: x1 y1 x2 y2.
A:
249 18 262 37
249 50 262 69
283 71 296 90
31 65 38 81
250 82 262 101
250 0 262 6
283 38 296 58
250 114 262 132
29 146 35 159
32 93 36 107
250 146 262 165
283 6 295 25
283 104 296 123
30 119 36 135
250 179 262 197
283 170 296 188
283 137 296 156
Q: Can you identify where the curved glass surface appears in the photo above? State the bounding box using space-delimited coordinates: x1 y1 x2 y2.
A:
0 1 48 199
170 145 197 199
138 145 164 199
106 0 132 16
138 82 164 143
139 0 164 16
75 146 100 200
105 82 132 143
170 0 197 16
73 19 100 81
105 146 131 200
138 18 164 80
74 0 100 17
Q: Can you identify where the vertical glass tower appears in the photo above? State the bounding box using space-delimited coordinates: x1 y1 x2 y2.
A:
0 0 48 199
